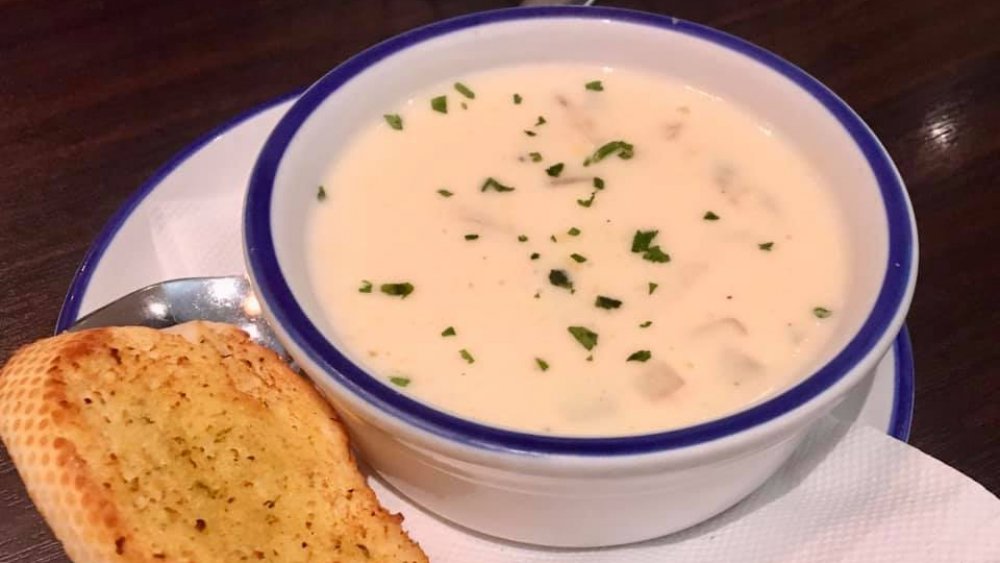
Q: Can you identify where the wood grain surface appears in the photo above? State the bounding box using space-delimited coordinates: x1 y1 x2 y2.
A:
1 0 997 559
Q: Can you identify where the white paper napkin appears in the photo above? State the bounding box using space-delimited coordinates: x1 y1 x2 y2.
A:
147 178 1000 563
149 192 246 277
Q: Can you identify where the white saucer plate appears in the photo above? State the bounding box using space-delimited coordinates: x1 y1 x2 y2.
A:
55 95 915 560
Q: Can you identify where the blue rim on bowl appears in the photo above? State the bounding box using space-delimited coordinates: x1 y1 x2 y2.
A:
245 6 915 456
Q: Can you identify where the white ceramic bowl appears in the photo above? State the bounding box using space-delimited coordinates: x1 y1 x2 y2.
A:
244 6 917 547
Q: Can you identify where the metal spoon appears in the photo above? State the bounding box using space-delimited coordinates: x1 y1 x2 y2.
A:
69 275 291 362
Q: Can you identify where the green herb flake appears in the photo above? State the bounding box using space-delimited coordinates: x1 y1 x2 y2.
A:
431 95 448 113
513 93 523 104
528 152 543 162
464 233 479 241
643 246 671 263
813 307 832 319
586 354 594 362
593 177 605 190
459 349 475 364
454 82 475 99
518 234 529 242
627 350 652 362
595 296 622 310
548 269 573 291
584 140 634 166
577 192 596 208
631 230 659 253
481 177 515 192
546 163 565 177
441 326 456 337
316 185 327 201
383 114 404 130
550 234 558 243
526 130 540 137
535 358 550 371
530 252 540 260
567 227 581 236
567 326 599 351
380 282 414 298
358 280 373 293
536 116 547 126
759 241 775 251
585 80 604 91
639 321 653 328
704 211 720 221
648 282 659 295
389 376 411 387
437 189 454 198
570 253 587 263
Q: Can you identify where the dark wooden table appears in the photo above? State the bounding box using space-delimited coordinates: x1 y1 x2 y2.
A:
1 0 997 559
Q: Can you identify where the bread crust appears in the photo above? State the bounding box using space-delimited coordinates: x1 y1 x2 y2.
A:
0 322 427 563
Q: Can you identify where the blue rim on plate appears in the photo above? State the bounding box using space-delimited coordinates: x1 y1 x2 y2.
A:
54 90 304 333
245 6 915 455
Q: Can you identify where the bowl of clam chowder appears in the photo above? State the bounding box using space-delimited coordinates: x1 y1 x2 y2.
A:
244 6 917 547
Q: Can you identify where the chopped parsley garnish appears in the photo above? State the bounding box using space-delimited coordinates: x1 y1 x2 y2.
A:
431 95 448 113
548 269 573 290
459 349 475 364
570 253 587 263
550 234 558 242
383 114 403 130
584 140 634 166
585 80 604 91
593 177 605 190
813 307 832 319
380 282 414 298
535 358 549 371
437 189 453 198
568 326 599 351
524 130 537 137
648 282 659 295
546 163 565 177
454 82 475 99
481 177 515 192
704 211 720 221
643 246 671 263
389 376 411 387
464 234 479 240
441 326 456 337
631 230 659 253
535 116 547 126
627 350 652 362
529 152 543 162
577 192 596 208
639 321 652 328
631 230 669 263
595 296 622 309
316 185 327 201
518 234 529 242
530 252 540 260
759 241 775 251
567 227 581 236
358 280 373 293
513 93 523 104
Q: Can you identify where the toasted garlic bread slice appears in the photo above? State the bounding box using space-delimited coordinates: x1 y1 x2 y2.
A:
0 322 426 563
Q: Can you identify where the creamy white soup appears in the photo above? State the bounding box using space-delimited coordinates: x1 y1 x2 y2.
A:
307 64 847 436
